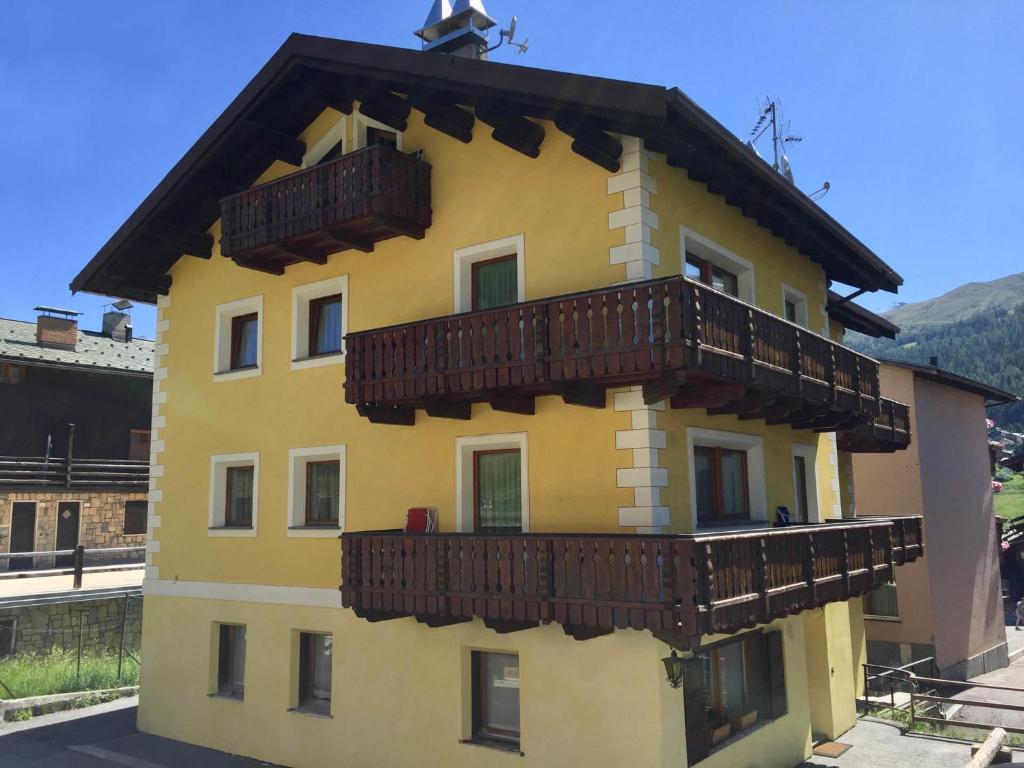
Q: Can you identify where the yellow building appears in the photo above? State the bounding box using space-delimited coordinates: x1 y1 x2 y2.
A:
73 12 923 768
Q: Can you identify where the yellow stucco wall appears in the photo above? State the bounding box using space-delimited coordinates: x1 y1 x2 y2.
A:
141 106 864 766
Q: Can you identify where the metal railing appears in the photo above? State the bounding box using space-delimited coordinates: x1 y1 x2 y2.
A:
0 545 145 589
0 456 149 488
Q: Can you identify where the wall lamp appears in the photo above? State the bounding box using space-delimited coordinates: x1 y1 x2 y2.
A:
662 650 686 689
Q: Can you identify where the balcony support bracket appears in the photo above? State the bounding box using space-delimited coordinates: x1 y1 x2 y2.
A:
643 372 689 405
564 625 614 641
424 401 472 421
484 618 540 634
488 391 535 416
554 383 606 409
357 404 416 426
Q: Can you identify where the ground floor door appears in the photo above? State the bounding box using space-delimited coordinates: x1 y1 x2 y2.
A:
55 501 80 567
8 502 37 571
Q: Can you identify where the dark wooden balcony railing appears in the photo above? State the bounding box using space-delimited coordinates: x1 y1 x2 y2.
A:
0 456 149 489
340 517 923 647
345 275 906 444
220 145 431 272
837 398 911 453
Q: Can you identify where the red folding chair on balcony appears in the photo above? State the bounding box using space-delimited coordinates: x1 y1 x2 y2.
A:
404 507 437 533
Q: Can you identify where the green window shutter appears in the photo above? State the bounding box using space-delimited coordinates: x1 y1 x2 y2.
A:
765 631 788 718
475 451 522 531
472 257 518 310
682 657 709 766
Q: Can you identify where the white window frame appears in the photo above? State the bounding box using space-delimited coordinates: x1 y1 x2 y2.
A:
455 433 530 533
790 443 821 524
680 225 755 303
452 234 526 313
686 427 767 529
302 114 349 168
213 295 264 382
291 276 349 371
781 284 810 328
208 452 260 537
288 445 346 538
353 109 404 151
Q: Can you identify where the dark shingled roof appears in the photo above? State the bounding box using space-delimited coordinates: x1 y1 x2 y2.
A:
72 35 904 304
0 318 153 376
878 357 1020 405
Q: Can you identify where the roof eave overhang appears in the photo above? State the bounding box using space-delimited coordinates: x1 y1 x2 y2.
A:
72 35 904 303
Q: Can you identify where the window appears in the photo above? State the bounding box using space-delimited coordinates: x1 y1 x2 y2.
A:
123 500 147 535
225 466 254 527
474 450 523 533
297 632 333 716
216 624 246 699
292 277 348 370
686 253 739 297
864 582 900 618
365 126 398 148
471 255 518 310
0 618 15 657
792 456 809 523
471 651 520 749
354 110 403 151
308 294 343 357
128 429 151 461
453 235 525 313
680 226 754 303
230 313 259 370
209 453 259 536
684 632 786 765
305 461 340 525
214 296 263 380
288 446 345 536
694 446 750 524
688 429 767 529
781 285 809 328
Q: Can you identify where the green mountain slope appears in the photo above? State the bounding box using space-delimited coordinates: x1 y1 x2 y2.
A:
885 272 1024 328
848 274 1024 431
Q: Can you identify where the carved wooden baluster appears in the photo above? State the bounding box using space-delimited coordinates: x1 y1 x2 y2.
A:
793 328 804 394
690 283 703 368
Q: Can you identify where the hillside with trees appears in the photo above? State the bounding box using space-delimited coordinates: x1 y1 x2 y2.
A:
848 273 1024 431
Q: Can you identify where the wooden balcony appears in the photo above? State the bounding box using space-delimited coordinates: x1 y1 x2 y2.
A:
837 398 911 453
0 456 149 489
340 517 923 647
219 145 431 273
345 276 903 437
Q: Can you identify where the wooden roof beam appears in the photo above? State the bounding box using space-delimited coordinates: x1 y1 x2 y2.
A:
554 115 623 172
238 120 305 166
475 102 544 158
148 220 214 259
356 90 411 132
408 91 475 144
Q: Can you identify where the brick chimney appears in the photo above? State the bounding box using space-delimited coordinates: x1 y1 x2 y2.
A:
34 306 81 350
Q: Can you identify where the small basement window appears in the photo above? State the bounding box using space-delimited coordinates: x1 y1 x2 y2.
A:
0 618 16 657
297 632 333 716
216 624 246 699
471 651 520 750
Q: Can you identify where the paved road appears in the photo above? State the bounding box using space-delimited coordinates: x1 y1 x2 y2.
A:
950 653 1024 732
0 697 281 767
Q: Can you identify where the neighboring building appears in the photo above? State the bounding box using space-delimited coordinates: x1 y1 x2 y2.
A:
72 10 922 768
0 307 153 567
854 359 1019 679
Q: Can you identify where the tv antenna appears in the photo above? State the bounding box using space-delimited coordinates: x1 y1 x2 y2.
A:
487 15 528 54
747 97 829 199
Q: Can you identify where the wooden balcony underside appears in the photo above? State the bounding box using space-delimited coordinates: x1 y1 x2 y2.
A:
219 145 431 274
344 276 911 449
340 517 924 647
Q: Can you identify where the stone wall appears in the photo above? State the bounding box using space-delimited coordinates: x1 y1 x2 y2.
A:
0 595 142 657
0 489 147 570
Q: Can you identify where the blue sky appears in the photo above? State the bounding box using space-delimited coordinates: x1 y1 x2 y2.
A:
1 1 1020 339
